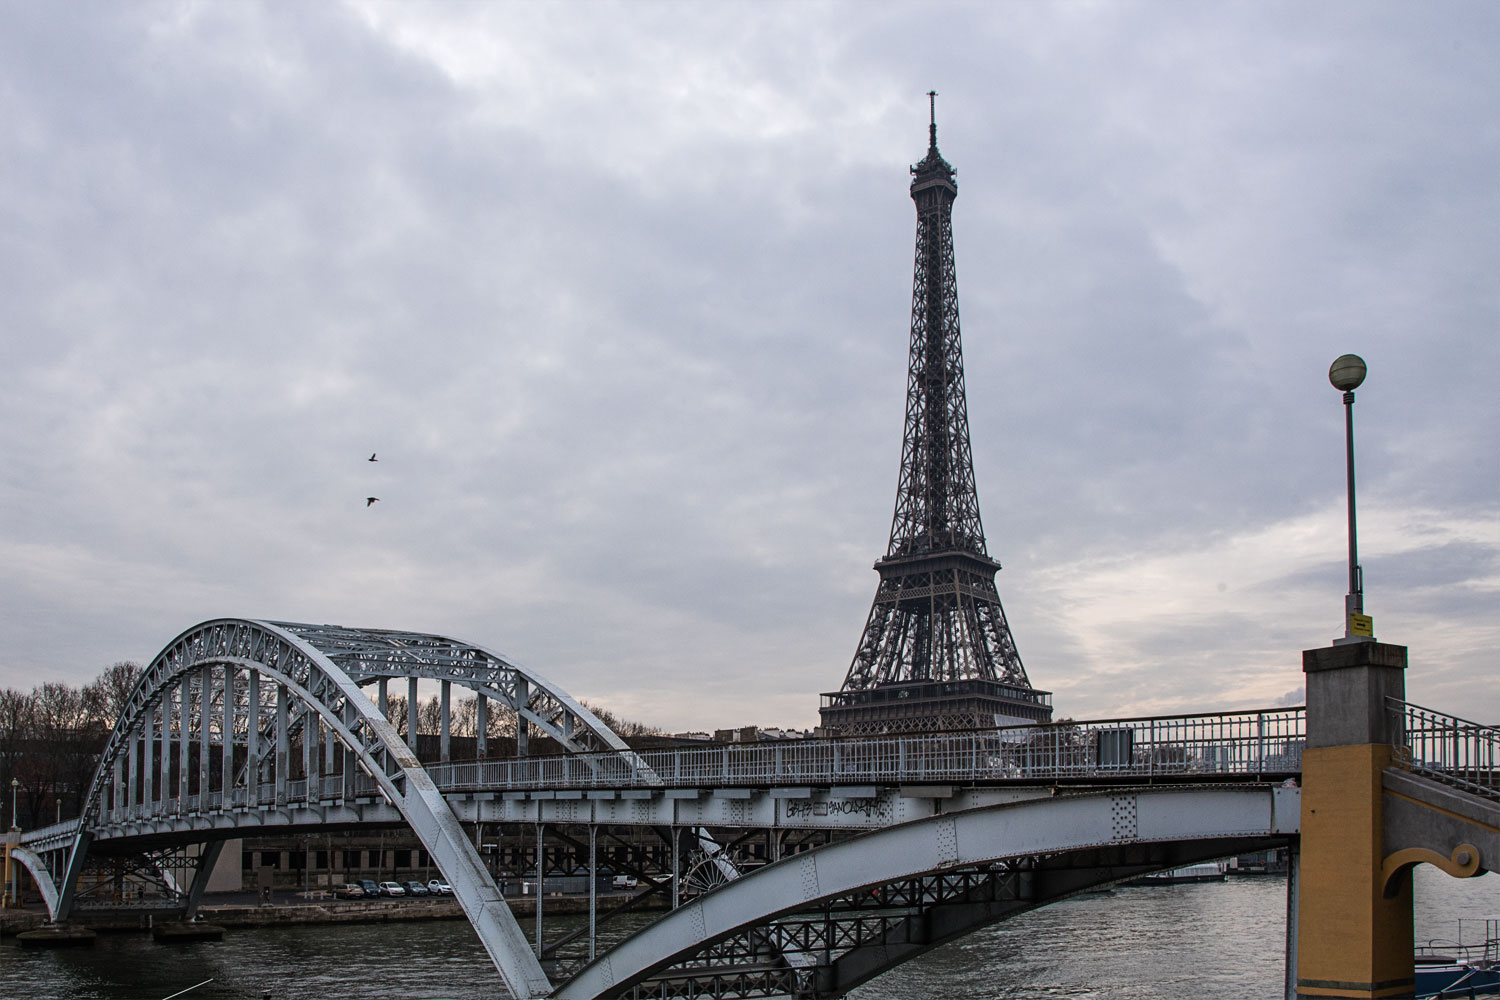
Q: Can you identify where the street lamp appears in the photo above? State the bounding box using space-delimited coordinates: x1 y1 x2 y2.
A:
1330 354 1374 644
9 778 17 832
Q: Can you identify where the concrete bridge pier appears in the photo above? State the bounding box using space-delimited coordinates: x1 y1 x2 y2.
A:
1296 641 1412 1000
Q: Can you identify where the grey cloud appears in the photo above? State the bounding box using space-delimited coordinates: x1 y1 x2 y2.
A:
2 2 1499 733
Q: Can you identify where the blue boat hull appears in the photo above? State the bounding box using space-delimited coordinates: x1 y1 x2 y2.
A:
1416 963 1500 997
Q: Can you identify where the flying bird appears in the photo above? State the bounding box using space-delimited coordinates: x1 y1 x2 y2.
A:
368 453 378 462
366 497 380 507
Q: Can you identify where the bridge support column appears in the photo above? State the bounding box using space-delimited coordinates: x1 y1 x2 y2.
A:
407 677 419 753
182 841 225 921
588 823 597 961
275 685 289 806
127 726 140 814
341 701 357 800
110 754 122 821
158 698 171 811
247 670 261 807
535 823 544 958
477 694 488 759
1286 839 1300 1000
222 666 236 801
1296 641 1411 999
142 705 155 808
670 826 680 909
323 714 336 794
197 667 210 804
516 678 529 758
303 706 317 802
178 684 191 809
440 679 451 763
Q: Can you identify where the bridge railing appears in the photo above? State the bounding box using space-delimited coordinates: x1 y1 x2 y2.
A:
89 708 1306 826
1389 699 1500 802
421 707 1305 792
19 819 81 853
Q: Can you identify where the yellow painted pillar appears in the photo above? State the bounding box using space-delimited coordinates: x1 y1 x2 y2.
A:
1296 641 1412 1000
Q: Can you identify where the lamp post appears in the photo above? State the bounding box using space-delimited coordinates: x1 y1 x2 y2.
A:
9 778 17 832
1330 354 1373 644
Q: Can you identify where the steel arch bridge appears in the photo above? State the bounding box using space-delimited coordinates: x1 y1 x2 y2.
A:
53 618 647 999
18 617 1307 1000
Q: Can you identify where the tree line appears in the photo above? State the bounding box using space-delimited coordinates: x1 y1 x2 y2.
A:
1 661 143 829
376 692 663 741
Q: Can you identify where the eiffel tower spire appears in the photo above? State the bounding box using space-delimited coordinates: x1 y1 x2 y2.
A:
820 98 1052 736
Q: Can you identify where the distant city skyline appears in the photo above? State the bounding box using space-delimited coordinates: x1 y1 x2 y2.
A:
2 2 1497 733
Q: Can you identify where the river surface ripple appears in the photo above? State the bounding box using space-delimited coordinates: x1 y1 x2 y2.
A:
3 867 1496 999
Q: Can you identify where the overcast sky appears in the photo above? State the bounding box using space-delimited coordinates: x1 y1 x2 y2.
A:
2 1 1496 735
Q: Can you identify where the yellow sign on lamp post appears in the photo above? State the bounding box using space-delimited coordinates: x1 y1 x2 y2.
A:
1349 613 1374 638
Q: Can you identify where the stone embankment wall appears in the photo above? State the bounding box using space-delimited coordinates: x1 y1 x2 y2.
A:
2 892 655 937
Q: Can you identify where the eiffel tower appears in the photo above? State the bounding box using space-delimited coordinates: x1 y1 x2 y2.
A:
819 95 1053 736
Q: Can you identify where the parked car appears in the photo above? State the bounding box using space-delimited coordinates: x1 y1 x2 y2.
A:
402 880 429 896
612 875 638 890
334 883 365 899
377 881 406 897
358 879 381 898
427 879 453 896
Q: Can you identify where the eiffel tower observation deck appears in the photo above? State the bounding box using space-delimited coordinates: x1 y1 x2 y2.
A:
820 96 1053 736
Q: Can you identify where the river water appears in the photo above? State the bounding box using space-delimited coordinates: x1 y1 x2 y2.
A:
3 866 1496 999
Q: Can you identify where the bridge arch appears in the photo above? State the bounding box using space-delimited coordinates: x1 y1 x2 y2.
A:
57 618 640 1000
263 621 640 759
6 846 61 918
556 784 1299 999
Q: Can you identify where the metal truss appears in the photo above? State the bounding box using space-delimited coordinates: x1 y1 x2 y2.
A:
53 617 629 1000
632 867 1034 999
267 621 640 759
826 100 1045 730
67 844 197 908
628 852 1255 1000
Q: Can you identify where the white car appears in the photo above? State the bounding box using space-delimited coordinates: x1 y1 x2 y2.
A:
427 879 453 895
612 875 638 890
377 881 406 897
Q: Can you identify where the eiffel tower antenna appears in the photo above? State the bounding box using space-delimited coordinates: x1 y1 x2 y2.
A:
819 98 1053 736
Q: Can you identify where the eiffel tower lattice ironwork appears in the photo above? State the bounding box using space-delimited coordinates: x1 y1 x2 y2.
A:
820 95 1053 736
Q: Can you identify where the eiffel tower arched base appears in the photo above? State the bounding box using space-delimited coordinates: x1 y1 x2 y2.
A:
818 678 1052 737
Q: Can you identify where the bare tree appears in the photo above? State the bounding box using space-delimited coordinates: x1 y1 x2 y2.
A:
22 682 104 826
580 700 664 738
450 696 477 738
382 694 409 738
86 661 143 729
0 687 35 828
419 695 441 736
485 705 517 740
